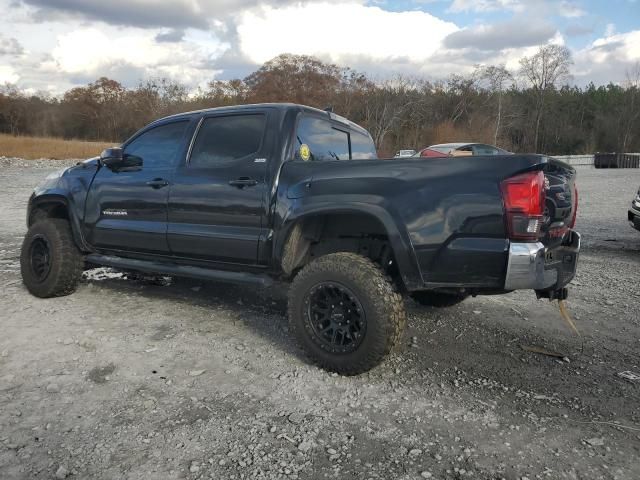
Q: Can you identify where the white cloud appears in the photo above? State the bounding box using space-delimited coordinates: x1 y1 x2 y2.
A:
0 65 20 84
557 0 585 18
0 35 24 56
43 27 228 86
427 30 566 81
449 0 585 17
236 2 458 65
1 0 638 91
605 23 616 37
448 0 524 13
573 29 640 84
580 29 640 64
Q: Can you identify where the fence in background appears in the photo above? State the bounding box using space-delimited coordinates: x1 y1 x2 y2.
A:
552 153 640 168
553 154 594 166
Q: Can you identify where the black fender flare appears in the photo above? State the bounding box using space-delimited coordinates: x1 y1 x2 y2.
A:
274 203 423 291
28 193 92 252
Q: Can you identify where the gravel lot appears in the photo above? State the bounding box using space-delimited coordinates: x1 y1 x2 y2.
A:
1 158 640 480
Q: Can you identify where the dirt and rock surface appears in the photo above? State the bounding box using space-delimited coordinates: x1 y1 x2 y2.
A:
1 157 639 480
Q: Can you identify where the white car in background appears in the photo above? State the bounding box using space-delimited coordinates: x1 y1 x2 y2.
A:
394 149 417 158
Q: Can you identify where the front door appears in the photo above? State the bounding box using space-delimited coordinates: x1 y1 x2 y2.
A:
84 119 191 254
167 112 268 264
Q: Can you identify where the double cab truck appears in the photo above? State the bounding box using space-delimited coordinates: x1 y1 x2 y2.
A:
21 103 580 374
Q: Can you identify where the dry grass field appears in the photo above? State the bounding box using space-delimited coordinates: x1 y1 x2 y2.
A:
0 134 114 160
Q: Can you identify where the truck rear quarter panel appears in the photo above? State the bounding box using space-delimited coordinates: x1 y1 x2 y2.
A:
277 155 549 290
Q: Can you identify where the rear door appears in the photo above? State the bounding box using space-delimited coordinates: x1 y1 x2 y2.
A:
84 119 191 254
167 112 268 264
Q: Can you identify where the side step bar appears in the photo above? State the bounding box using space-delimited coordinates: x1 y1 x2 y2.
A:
86 254 274 287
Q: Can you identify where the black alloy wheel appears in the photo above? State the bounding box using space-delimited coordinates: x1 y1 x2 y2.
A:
28 235 52 282
304 282 367 354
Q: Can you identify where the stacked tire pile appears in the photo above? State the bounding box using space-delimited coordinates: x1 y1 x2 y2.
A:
594 153 640 168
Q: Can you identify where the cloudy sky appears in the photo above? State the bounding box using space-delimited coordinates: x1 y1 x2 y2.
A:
0 0 638 94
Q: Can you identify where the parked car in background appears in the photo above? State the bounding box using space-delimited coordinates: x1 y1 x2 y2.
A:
394 149 417 158
417 143 511 157
628 186 640 231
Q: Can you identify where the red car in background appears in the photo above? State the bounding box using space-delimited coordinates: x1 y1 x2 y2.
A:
417 142 511 157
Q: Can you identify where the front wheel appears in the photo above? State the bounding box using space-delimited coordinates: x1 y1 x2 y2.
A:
20 219 83 298
288 252 406 375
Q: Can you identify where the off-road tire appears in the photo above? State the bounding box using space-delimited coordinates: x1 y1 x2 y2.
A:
20 219 83 298
288 252 406 375
411 291 468 308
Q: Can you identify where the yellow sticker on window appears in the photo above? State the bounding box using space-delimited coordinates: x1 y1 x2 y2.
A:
299 144 311 161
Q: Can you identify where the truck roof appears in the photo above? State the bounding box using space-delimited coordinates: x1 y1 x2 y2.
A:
158 103 371 137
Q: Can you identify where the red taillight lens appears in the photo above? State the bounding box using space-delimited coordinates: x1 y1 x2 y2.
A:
500 171 545 241
569 184 578 228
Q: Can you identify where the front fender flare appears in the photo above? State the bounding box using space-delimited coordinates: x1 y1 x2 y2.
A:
29 193 91 252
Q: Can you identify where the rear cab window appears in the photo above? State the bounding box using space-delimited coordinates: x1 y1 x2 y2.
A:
294 115 376 161
351 131 377 159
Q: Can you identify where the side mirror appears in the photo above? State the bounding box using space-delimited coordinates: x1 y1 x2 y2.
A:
100 147 124 167
100 147 143 170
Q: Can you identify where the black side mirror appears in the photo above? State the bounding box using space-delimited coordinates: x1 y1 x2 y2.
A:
100 147 124 167
100 147 143 170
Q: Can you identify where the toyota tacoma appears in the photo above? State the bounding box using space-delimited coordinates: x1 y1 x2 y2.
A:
21 103 580 374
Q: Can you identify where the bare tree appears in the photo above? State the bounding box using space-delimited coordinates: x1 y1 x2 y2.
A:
1 53 639 156
361 77 413 150
621 62 640 152
445 73 478 124
477 65 514 145
0 83 25 135
519 45 573 151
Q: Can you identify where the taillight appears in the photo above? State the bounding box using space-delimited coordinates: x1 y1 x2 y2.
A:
500 171 545 241
569 184 578 228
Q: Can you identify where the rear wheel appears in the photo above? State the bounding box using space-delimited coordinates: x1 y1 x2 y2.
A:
288 252 406 375
20 219 83 298
411 291 468 308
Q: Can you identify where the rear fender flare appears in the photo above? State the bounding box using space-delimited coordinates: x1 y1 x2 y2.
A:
275 203 422 290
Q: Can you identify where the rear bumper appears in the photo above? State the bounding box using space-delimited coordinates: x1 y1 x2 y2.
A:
504 230 580 292
628 206 640 231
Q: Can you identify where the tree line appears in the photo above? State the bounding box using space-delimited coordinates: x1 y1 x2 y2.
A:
1 45 639 156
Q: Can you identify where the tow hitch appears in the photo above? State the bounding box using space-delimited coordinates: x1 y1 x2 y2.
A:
536 287 568 301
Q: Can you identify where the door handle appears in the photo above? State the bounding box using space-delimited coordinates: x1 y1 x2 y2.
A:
146 178 169 189
229 177 258 188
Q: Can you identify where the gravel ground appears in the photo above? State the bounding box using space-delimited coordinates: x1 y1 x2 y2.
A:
1 159 640 480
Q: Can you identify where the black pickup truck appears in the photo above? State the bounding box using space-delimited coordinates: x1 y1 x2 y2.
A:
21 103 580 374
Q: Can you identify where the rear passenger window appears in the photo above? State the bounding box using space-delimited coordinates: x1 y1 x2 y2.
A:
295 117 349 161
351 131 377 159
189 114 266 168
